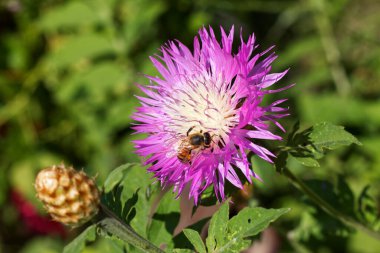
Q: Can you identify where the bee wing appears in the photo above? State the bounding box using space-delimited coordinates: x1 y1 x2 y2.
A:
178 139 193 150
189 147 203 160
163 135 183 158
165 148 178 158
164 137 192 159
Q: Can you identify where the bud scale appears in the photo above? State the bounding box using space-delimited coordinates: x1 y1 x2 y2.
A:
35 164 100 226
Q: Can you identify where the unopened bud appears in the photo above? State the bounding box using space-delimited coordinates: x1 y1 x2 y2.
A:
35 164 100 226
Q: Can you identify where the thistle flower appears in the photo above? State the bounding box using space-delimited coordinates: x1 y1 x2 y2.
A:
133 26 292 203
35 164 100 226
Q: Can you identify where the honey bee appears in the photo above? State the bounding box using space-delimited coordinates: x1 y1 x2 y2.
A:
177 126 213 164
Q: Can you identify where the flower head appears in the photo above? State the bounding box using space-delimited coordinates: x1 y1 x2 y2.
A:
133 26 292 203
35 164 100 226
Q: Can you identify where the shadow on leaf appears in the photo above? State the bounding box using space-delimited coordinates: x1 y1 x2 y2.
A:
101 185 139 225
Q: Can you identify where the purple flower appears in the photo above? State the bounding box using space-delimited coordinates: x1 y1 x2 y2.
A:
133 26 292 203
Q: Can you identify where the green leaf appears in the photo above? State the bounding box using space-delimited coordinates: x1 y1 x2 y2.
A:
206 202 229 252
289 154 320 167
198 185 218 207
101 185 139 226
274 151 288 173
107 96 141 129
119 0 167 53
44 33 114 70
38 1 100 32
309 122 361 151
168 249 194 253
358 186 378 226
228 207 290 238
204 206 289 253
124 166 157 238
291 211 323 242
102 164 156 238
183 229 206 253
103 163 135 193
298 94 380 127
148 192 180 249
283 122 361 164
63 225 97 253
304 178 355 236
20 237 63 253
57 63 128 106
277 36 322 69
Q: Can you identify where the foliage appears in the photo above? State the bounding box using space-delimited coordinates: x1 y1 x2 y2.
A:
182 203 289 253
1 0 380 252
63 166 289 253
63 225 97 253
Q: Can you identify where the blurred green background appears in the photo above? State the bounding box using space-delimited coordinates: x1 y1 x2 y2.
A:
0 0 379 252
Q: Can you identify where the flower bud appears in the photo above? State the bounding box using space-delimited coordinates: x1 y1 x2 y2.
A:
35 164 100 226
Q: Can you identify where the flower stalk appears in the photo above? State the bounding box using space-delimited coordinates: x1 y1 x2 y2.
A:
282 166 380 240
98 204 165 253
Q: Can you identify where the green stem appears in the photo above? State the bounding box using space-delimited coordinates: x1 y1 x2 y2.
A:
282 167 380 240
98 204 165 253
308 0 351 97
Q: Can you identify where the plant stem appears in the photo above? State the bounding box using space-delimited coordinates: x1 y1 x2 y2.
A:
98 204 165 253
308 0 351 97
282 167 380 240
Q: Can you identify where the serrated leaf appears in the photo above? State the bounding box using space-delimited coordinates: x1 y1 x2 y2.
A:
206 202 229 252
205 206 289 252
63 225 97 253
309 122 361 151
183 229 206 253
284 122 361 163
228 207 290 238
103 163 135 193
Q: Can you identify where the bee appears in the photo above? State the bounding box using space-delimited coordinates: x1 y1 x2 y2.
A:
177 126 213 164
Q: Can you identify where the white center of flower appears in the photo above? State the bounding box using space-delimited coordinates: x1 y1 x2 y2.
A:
162 73 240 151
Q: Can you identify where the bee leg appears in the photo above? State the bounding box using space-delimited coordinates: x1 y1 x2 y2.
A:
210 134 221 146
187 126 196 136
211 133 219 140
